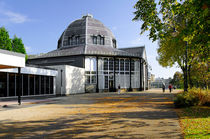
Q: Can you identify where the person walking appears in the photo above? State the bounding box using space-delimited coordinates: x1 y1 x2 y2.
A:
168 84 172 93
118 84 121 94
162 83 165 93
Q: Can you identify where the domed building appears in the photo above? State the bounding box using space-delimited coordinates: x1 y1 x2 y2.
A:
28 14 149 95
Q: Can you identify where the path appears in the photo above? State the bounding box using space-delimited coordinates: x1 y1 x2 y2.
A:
0 89 183 138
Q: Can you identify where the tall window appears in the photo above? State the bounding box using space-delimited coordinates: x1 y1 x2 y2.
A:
109 58 114 71
131 60 135 72
104 58 108 70
75 36 80 45
120 59 124 74
100 37 104 45
112 39 116 48
85 57 97 84
115 59 119 71
93 36 97 44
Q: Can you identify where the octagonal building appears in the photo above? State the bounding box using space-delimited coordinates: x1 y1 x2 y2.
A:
28 14 149 95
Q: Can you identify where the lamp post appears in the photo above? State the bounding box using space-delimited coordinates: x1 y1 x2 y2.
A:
18 67 21 105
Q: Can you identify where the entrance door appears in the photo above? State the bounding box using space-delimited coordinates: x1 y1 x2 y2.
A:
109 80 114 92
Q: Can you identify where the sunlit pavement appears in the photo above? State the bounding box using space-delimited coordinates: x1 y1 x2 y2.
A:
0 89 183 138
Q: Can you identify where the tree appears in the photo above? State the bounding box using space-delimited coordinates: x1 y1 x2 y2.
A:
133 0 209 91
12 35 26 54
171 71 183 89
0 27 12 51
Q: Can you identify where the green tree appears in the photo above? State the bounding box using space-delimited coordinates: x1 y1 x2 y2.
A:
0 27 12 51
12 35 27 60
171 71 183 89
12 35 26 54
133 0 209 91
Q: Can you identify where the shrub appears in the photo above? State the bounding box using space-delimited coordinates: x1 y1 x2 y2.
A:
174 88 210 108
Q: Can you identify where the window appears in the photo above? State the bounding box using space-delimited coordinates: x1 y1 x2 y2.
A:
23 74 29 96
109 59 114 71
105 76 108 89
91 75 96 84
85 57 97 84
92 35 105 45
29 75 35 95
46 76 50 94
35 75 40 95
41 76 45 94
100 37 104 45
68 37 71 45
70 37 73 45
50 76 54 94
115 59 119 71
112 39 116 48
125 59 129 71
131 60 135 71
104 58 108 70
120 59 124 71
93 36 97 44
85 75 90 84
63 41 68 46
75 36 80 45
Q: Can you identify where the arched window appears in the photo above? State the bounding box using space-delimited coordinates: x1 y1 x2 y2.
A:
100 36 105 45
112 39 116 48
68 37 71 45
69 35 75 45
58 40 61 48
75 36 80 45
92 36 97 44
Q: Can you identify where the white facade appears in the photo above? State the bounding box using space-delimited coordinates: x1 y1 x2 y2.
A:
49 65 85 95
0 49 25 68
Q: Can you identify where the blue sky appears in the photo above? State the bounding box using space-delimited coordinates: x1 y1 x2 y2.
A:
0 0 181 78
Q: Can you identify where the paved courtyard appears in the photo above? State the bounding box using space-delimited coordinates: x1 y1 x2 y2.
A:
0 89 183 138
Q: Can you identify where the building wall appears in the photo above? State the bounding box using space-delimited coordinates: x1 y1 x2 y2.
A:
49 65 85 95
0 66 57 98
65 65 85 94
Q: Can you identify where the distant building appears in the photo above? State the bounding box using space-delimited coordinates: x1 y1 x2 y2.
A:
150 74 155 82
151 77 172 88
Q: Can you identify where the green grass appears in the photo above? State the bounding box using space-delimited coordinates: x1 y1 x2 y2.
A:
176 106 210 139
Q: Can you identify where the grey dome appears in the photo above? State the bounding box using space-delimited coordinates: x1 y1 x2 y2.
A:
57 14 116 49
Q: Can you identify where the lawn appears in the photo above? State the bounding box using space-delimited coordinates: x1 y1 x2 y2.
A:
176 106 210 139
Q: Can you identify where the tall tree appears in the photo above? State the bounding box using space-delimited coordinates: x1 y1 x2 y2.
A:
12 35 26 54
133 0 209 91
0 27 12 51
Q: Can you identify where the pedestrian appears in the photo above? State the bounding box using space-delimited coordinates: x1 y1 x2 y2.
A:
168 84 172 93
118 84 121 94
162 83 165 93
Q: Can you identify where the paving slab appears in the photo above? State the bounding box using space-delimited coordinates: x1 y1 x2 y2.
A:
0 89 183 138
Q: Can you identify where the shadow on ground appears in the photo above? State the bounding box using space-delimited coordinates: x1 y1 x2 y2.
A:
0 91 183 138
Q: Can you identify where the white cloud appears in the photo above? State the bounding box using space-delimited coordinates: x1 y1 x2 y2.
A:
0 2 29 24
4 11 28 23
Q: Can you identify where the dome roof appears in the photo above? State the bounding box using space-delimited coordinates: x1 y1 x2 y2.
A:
57 14 116 49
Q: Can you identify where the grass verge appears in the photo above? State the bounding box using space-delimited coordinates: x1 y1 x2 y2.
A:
175 106 210 139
